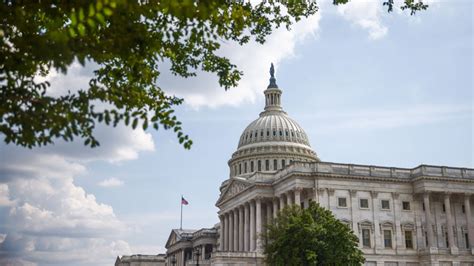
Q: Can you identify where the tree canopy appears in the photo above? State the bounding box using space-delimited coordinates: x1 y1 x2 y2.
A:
263 202 365 265
0 0 428 149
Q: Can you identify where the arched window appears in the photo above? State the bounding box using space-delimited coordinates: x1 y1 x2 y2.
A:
282 159 286 168
244 162 247 173
265 160 269 171
273 130 276 136
258 160 261 171
250 161 254 172
273 159 277 170
239 164 242 174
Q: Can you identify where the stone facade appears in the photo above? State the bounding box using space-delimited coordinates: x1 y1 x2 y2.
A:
164 228 217 266
162 65 474 265
217 162 474 266
115 254 166 266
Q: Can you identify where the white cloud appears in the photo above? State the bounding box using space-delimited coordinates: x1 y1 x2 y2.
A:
0 114 154 264
0 173 131 265
98 178 124 188
159 12 322 109
336 0 388 40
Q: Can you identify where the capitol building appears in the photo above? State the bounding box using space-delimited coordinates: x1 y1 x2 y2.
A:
119 65 474 266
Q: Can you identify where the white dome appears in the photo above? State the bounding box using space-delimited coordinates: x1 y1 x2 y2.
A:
238 112 311 149
228 64 319 178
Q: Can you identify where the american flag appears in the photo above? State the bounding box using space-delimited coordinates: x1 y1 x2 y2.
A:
181 196 189 205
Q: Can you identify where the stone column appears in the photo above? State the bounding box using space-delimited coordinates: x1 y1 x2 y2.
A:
350 190 358 234
295 188 302 207
256 197 262 251
250 200 256 251
371 191 380 252
423 192 436 251
219 215 224 251
202 245 206 261
224 213 229 250
464 194 474 253
279 194 285 210
312 188 318 203
234 209 239 251
273 198 279 218
239 206 244 251
244 203 250 251
266 201 272 225
229 210 234 251
444 193 458 254
393 192 402 251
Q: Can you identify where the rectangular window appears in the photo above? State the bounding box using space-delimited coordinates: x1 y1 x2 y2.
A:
465 233 470 248
442 203 446 212
462 204 466 213
425 231 428 247
265 160 269 171
384 230 392 248
244 162 247 173
360 199 369 209
281 159 286 168
422 202 425 211
338 197 347 208
273 159 277 170
239 164 241 174
402 201 411 211
258 160 261 171
362 229 371 248
381 200 390 210
445 231 449 247
250 161 254 172
405 231 413 249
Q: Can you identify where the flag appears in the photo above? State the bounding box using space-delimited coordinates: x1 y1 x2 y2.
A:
181 196 189 205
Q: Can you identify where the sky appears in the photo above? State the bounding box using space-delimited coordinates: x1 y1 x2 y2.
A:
0 0 473 265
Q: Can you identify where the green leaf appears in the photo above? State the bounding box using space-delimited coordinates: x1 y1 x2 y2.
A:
103 7 113 16
77 23 86 36
132 118 138 129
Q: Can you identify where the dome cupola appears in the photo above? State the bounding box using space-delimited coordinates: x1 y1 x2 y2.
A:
228 64 319 178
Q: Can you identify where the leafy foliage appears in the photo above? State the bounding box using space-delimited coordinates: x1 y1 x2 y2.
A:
263 202 365 266
0 0 427 149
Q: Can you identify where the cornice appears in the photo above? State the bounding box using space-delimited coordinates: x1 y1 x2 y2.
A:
272 170 474 187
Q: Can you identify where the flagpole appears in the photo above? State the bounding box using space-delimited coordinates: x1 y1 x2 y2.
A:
180 195 183 230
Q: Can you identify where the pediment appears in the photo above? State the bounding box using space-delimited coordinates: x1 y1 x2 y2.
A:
165 230 178 249
216 178 253 205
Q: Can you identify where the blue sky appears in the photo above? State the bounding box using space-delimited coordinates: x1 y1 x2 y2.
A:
0 1 472 265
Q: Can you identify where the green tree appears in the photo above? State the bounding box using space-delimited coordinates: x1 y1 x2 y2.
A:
0 0 427 149
264 202 365 265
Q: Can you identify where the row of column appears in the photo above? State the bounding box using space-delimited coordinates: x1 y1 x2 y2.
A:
423 192 473 253
219 188 314 252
